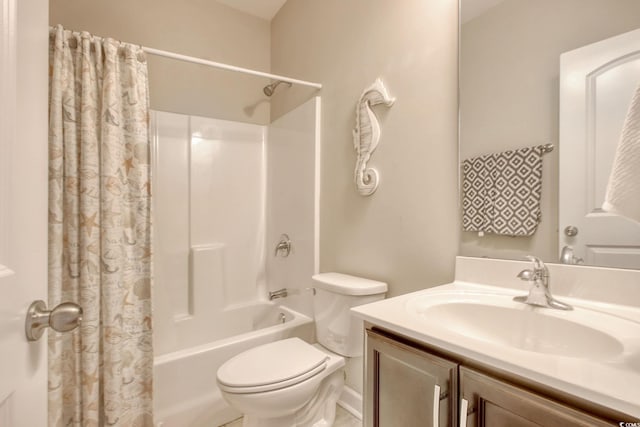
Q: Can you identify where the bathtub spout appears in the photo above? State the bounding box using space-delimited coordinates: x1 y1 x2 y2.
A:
269 287 316 300
269 288 288 300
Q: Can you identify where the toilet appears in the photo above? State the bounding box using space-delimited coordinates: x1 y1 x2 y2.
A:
216 272 387 427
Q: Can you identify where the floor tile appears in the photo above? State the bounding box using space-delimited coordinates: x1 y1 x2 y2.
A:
218 405 362 427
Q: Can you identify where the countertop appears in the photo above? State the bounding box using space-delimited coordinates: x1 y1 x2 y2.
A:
352 280 640 419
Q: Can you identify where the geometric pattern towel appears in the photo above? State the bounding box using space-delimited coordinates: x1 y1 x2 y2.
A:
462 146 543 236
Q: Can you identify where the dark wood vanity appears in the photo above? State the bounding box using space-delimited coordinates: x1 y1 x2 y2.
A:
364 327 630 427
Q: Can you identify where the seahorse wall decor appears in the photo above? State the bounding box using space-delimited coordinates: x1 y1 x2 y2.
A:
352 78 395 196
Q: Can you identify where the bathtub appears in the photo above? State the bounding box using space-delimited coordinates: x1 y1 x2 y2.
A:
154 303 314 427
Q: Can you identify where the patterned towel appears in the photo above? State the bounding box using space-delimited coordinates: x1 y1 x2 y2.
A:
462 146 543 236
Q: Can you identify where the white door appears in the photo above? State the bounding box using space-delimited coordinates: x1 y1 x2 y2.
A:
0 0 49 425
559 28 640 269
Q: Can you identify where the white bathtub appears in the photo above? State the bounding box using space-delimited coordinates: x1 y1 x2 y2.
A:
154 303 314 427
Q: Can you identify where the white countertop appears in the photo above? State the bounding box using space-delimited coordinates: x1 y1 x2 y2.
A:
352 280 640 419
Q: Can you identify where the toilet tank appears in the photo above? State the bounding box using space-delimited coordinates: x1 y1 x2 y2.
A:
312 273 387 357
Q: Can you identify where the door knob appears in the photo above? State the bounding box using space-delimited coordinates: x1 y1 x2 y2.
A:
564 225 579 237
25 300 83 342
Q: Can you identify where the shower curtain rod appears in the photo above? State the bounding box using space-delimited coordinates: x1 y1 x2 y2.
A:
142 47 323 89
49 26 322 89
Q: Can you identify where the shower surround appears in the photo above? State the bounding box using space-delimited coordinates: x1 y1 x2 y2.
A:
151 97 320 426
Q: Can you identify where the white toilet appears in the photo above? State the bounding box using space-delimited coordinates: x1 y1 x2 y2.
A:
216 273 387 427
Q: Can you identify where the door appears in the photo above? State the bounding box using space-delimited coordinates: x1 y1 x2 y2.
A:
0 0 49 425
365 329 458 427
459 367 614 427
559 28 640 268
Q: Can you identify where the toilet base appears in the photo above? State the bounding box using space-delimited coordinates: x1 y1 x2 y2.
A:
242 370 344 427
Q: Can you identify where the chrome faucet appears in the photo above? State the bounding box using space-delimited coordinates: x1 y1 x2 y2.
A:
268 288 288 300
268 287 315 301
274 234 291 257
513 255 572 310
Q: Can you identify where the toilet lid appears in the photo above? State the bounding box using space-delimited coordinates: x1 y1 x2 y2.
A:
217 338 328 391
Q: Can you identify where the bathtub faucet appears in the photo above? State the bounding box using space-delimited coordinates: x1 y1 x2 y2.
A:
268 287 316 300
269 288 288 300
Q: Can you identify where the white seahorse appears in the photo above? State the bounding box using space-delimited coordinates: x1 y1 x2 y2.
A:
352 78 395 196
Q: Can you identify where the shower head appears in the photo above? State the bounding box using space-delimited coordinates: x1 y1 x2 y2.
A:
263 80 292 97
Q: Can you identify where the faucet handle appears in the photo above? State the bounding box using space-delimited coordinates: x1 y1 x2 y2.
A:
274 234 291 257
524 255 549 278
516 269 534 281
524 255 544 269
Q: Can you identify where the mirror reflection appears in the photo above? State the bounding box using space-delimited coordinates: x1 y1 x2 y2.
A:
459 0 640 268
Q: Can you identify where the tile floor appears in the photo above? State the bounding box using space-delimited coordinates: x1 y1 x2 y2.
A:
333 405 362 427
219 405 362 427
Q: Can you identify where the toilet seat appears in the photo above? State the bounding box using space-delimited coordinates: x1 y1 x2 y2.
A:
217 338 329 394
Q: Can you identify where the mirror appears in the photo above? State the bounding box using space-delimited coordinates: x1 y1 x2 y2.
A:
459 0 640 268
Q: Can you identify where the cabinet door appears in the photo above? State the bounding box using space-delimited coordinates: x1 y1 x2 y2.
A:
459 367 615 427
365 330 458 427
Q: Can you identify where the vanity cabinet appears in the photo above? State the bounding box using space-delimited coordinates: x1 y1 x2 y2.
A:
365 328 618 427
365 329 458 427
459 367 612 427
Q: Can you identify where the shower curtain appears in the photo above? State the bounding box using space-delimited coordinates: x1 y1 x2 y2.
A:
48 25 153 426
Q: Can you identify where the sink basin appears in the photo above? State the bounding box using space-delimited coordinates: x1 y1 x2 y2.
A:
406 291 640 360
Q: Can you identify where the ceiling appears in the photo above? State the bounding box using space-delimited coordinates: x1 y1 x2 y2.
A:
216 0 509 24
214 0 288 21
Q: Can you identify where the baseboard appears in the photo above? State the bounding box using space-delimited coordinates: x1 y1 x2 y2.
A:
337 385 362 420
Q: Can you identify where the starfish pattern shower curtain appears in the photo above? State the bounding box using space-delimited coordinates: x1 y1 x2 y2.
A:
48 25 153 426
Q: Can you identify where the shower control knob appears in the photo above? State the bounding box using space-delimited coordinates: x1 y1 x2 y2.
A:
564 226 579 237
25 300 83 342
274 234 292 257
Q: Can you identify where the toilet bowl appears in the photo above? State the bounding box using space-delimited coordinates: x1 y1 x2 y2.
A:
216 273 387 427
218 338 345 426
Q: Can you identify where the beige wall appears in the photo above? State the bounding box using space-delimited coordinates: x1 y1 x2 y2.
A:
50 0 272 124
459 0 640 261
271 0 460 298
51 0 460 296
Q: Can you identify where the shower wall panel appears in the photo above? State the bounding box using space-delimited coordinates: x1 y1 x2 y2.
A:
190 116 267 306
153 112 191 323
265 97 320 318
152 111 267 356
